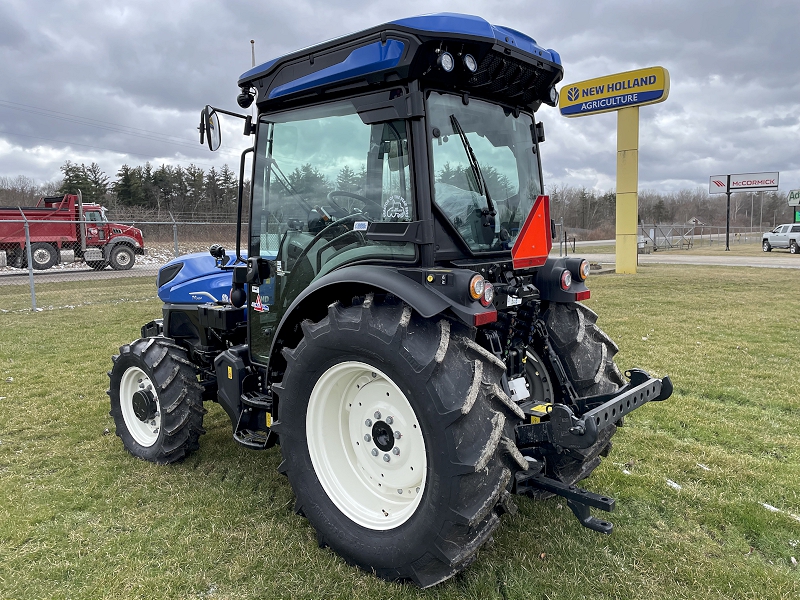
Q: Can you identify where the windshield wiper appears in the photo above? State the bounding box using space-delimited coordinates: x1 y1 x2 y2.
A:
449 114 497 220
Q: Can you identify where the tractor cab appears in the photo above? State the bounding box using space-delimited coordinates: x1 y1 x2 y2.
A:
200 13 567 360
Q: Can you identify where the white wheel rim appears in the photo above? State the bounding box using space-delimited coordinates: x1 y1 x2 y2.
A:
115 249 131 266
306 361 427 530
33 248 50 265
119 366 161 447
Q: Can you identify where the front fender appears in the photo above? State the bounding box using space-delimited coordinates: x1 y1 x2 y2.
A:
103 236 141 258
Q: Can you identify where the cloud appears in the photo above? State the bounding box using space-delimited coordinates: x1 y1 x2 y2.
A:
1 0 799 194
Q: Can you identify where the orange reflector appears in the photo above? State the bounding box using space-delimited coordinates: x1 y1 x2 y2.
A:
473 310 497 326
511 195 552 269
575 290 591 301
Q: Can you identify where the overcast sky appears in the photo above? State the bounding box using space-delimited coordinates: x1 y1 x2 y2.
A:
1 0 798 195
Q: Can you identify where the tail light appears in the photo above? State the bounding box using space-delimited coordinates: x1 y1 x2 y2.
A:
560 269 572 290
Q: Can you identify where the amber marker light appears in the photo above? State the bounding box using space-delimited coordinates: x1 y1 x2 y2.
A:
469 274 485 300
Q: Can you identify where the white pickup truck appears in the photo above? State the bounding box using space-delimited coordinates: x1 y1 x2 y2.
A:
762 223 800 254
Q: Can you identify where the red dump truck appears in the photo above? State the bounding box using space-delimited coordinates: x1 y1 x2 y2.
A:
0 194 146 270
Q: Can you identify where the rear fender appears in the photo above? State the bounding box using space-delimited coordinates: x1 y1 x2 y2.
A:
269 265 490 361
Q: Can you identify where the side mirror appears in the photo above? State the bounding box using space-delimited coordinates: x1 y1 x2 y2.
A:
199 106 221 151
535 122 546 144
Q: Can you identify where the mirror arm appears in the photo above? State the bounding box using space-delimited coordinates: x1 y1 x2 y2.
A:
208 105 250 120
236 146 255 264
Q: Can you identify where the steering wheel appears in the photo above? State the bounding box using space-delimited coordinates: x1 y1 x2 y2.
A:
326 190 383 218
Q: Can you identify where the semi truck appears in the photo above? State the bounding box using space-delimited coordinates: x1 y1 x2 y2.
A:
0 193 146 270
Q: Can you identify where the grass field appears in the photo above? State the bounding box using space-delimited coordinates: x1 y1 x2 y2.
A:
1 266 798 599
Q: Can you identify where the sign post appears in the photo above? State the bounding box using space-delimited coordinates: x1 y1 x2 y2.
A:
709 173 779 249
559 66 670 273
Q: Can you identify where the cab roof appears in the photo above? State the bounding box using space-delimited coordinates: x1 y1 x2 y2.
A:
238 13 562 110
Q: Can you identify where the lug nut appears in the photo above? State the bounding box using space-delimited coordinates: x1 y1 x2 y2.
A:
392 447 400 455
383 454 390 462
374 411 381 420
371 448 379 456
364 434 371 442
394 430 402 439
397 489 403 494
365 419 372 427
386 416 393 425
139 383 144 389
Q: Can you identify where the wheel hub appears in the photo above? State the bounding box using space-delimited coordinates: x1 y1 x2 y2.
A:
371 420 394 452
132 389 157 422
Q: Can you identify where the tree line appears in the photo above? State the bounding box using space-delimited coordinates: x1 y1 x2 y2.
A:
0 160 795 230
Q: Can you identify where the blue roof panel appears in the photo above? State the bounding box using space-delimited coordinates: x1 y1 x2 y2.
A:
268 39 405 99
238 13 561 94
389 13 561 65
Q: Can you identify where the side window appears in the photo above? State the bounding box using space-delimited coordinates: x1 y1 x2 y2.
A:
791 226 800 233
250 99 415 278
781 225 790 233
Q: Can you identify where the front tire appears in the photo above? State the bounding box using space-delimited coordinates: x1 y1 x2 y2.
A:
108 337 205 463
790 241 798 255
109 245 135 270
273 296 527 587
763 240 772 252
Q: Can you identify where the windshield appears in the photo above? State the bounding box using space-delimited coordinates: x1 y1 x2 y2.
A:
428 92 542 253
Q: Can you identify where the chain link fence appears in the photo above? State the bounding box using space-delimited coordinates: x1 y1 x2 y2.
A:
637 224 765 252
1 219 241 312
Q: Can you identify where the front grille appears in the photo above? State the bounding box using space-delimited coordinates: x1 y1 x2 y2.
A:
157 262 183 288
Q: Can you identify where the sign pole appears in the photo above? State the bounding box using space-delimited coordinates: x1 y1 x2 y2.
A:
725 175 731 251
615 106 639 273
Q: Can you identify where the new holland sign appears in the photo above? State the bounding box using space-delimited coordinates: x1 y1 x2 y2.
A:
708 172 780 194
559 66 670 117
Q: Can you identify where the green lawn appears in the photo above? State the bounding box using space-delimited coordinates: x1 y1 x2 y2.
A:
0 267 798 599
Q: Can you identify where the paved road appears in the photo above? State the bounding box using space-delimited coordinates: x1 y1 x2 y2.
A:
0 263 160 286
575 252 800 270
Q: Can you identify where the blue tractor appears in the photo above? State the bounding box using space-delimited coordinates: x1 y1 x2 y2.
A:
108 14 671 586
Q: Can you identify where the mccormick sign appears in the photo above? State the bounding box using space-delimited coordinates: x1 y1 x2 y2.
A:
708 172 780 194
559 66 670 117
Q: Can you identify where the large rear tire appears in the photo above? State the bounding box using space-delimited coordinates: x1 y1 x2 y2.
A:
108 337 205 464
534 302 625 486
273 296 527 587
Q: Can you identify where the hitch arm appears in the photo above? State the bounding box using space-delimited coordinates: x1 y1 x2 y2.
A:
516 372 673 450
516 472 616 534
